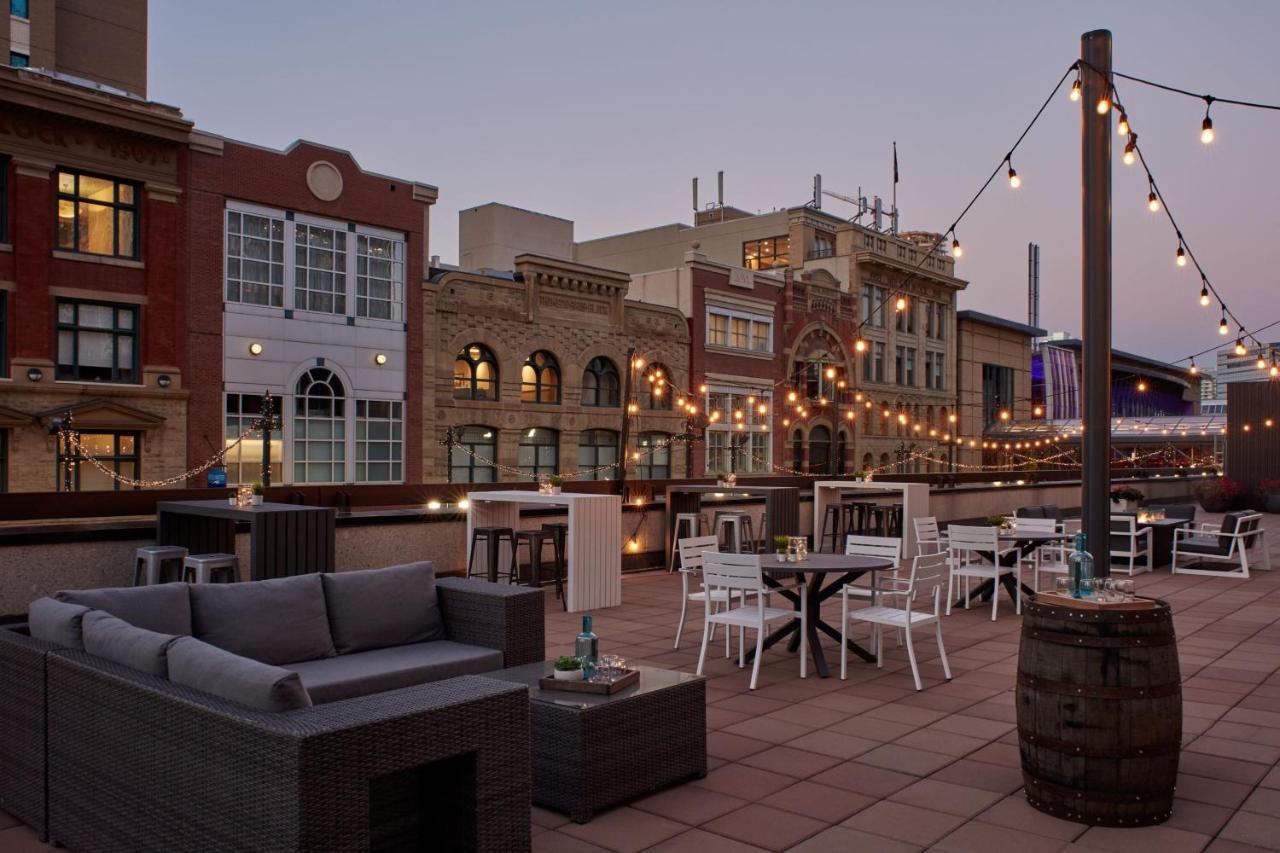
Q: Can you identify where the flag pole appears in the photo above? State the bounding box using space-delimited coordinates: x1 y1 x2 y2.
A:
892 141 899 234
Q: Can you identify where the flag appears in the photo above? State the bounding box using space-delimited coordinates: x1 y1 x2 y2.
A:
893 142 899 185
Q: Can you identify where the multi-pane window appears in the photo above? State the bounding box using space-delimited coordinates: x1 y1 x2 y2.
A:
57 432 139 491
56 170 139 259
795 358 839 402
640 363 673 409
356 400 403 483
925 302 947 340
577 429 618 480
636 432 672 479
294 223 347 314
742 235 789 270
706 430 769 475
894 347 916 386
454 344 498 400
925 351 946 390
581 357 620 407
521 351 561 404
223 393 283 485
293 367 346 484
863 341 886 383
982 364 1015 428
56 300 137 383
706 308 771 353
704 386 771 474
356 234 404 320
895 300 916 334
450 426 496 483
860 285 886 328
226 210 285 306
518 427 558 477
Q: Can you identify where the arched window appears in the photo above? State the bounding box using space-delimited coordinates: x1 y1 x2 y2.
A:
518 427 558 476
636 432 671 479
577 429 619 480
861 452 874 473
581 357 620 407
294 367 346 483
521 351 560 404
880 452 891 470
450 426 496 483
809 425 831 475
454 344 498 400
640 363 673 410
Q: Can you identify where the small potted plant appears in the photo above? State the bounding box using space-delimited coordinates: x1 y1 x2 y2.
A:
985 514 1008 528
1193 477 1246 513
251 481 265 505
552 655 583 681
1110 486 1145 513
773 535 790 563
1258 480 1280 514
548 475 563 496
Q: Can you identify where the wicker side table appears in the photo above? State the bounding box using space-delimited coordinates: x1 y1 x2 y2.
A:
490 662 706 822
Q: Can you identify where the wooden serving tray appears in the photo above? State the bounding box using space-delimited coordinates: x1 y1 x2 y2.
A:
1034 592 1156 611
539 669 640 694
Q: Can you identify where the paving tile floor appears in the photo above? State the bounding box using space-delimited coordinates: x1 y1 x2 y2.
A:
4 510 1279 852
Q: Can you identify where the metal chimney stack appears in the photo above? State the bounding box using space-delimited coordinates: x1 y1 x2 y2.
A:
813 174 822 209
1028 242 1041 347
692 177 698 213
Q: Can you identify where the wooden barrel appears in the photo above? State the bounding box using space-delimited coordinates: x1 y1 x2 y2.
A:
1016 596 1181 827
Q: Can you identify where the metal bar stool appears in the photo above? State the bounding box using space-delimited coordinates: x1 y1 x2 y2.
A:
467 527 516 582
540 522 569 611
668 512 709 572
820 504 845 553
714 511 755 554
183 554 239 584
887 503 904 537
133 545 188 586
849 501 876 534
512 529 555 587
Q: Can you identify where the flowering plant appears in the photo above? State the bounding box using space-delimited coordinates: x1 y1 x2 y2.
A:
1257 479 1280 496
1193 477 1246 502
1110 486 1145 503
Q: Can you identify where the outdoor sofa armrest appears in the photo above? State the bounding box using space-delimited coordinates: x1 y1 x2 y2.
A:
0 625 64 840
45 651 531 853
437 576 545 667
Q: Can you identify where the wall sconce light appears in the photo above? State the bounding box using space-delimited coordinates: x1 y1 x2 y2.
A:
248 342 264 356
157 374 172 388
26 367 43 382
374 353 388 366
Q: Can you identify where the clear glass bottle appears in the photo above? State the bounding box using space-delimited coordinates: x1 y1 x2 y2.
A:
575 615 599 677
1068 532 1094 598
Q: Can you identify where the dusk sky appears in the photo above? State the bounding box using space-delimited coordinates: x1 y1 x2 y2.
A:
151 0 1279 364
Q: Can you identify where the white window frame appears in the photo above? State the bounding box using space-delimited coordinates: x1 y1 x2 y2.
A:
705 307 773 354
355 399 404 483
703 384 772 474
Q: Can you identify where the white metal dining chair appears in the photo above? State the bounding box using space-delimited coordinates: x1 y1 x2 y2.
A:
843 535 903 598
1109 515 1153 576
913 517 948 555
946 525 1022 621
1012 517 1060 578
673 535 741 655
697 551 805 690
841 551 952 690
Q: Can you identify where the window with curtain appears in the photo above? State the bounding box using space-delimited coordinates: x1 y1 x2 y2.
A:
577 429 618 480
56 170 139 259
581 357 619 407
56 300 137 383
293 367 346 483
521 351 561 404
518 427 558 476
454 344 498 400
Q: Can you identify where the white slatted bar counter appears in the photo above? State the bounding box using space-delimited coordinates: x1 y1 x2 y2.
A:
811 481 930 558
466 491 623 612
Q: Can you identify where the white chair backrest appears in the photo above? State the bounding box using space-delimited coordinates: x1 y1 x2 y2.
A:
845 535 903 567
948 525 1000 552
678 535 719 571
903 551 949 596
913 517 941 541
1013 517 1057 534
700 550 764 592
1109 515 1137 534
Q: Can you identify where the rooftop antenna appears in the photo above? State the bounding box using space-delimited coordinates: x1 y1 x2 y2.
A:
872 196 883 231
1028 242 1042 348
717 171 725 222
812 174 822 209
691 177 698 214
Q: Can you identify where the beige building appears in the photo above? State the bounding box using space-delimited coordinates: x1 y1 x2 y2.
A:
423 254 690 485
955 310 1043 469
459 203 573 273
2 0 148 96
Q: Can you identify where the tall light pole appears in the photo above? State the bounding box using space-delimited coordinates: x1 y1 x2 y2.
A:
1081 30 1113 574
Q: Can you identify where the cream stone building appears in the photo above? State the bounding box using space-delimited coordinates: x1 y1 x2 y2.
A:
423 254 690 485
955 310 1043 469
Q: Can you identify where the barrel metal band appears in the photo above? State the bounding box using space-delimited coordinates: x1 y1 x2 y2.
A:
1021 626 1175 648
1026 601 1171 623
1023 771 1174 805
1017 725 1180 757
1016 671 1181 699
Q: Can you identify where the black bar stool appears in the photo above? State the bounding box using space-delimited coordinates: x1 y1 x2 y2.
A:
540 522 569 611
467 526 515 582
512 529 553 587
820 504 844 552
886 503 904 537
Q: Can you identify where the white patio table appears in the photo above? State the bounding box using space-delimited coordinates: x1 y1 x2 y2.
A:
466 490 622 612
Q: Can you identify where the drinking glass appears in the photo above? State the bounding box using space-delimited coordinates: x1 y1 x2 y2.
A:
1055 577 1072 596
1103 579 1118 603
1116 579 1135 601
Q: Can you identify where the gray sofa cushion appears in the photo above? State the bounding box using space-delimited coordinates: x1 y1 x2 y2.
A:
321 562 445 654
190 574 335 665
82 610 179 677
29 597 91 649
56 583 192 637
282 640 502 704
168 636 312 712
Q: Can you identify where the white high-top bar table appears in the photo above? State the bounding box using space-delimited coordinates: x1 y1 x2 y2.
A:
811 480 930 558
466 490 622 612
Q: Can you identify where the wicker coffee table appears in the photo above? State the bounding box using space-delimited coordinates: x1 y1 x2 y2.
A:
489 662 706 822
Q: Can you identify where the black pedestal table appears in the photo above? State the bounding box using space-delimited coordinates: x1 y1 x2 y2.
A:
156 500 336 581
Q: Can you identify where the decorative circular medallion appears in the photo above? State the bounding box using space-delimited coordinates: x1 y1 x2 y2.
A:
306 161 344 202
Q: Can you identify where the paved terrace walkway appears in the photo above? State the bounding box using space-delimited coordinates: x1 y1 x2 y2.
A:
2 512 1277 853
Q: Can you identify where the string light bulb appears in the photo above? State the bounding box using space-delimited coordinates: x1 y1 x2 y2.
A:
1007 163 1020 189
854 339 867 353
1070 77 1082 102
1189 359 1198 376
1096 93 1111 115
1219 313 1229 335
1117 112 1130 136
1147 189 1160 212
1122 137 1136 165
895 296 907 311
1234 337 1247 356
1137 380 1148 392
1257 356 1268 371
1199 283 1210 306
1200 98 1215 144
1176 244 1187 267
951 235 963 258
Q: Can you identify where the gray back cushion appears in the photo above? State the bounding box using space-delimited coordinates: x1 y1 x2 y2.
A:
29 597 90 649
82 610 179 677
190 573 335 665
321 562 444 655
167 636 312 712
56 584 192 636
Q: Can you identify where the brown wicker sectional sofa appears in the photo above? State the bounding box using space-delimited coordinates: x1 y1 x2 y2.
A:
0 562 544 852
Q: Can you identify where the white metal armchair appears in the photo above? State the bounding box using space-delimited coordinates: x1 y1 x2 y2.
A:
1172 512 1270 578
1109 515 1153 576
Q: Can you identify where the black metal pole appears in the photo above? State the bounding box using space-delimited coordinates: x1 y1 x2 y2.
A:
62 412 74 493
260 391 274 488
617 347 636 493
1081 30 1113 574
